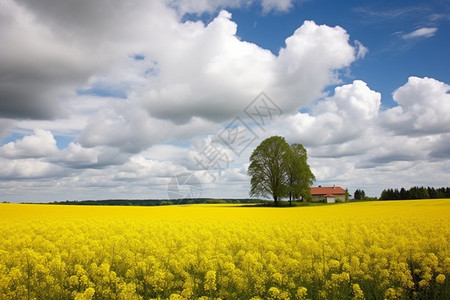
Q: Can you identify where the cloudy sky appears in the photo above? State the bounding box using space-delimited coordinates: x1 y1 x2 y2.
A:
1 0 449 202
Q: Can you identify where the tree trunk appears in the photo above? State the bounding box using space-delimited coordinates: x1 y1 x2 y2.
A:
273 194 278 206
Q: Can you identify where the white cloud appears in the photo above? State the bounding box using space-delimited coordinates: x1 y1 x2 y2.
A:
0 158 63 179
77 101 219 153
382 77 450 135
14 94 127 139
273 21 357 109
0 0 176 119
274 77 450 196
282 80 381 146
0 129 58 158
354 40 368 59
261 0 293 13
1 0 361 148
75 14 359 153
55 143 128 169
0 128 130 174
115 155 186 181
77 104 165 153
402 27 438 39
140 10 277 124
58 143 99 166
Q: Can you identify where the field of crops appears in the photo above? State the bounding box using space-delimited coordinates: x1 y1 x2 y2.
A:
0 200 449 300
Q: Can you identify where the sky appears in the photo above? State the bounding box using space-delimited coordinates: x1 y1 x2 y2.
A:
0 0 449 202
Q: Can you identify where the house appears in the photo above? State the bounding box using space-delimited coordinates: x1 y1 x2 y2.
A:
311 186 346 203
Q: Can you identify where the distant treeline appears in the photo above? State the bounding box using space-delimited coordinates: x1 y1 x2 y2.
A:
380 186 450 200
49 198 267 206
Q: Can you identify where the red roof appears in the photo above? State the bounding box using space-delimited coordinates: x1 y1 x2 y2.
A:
311 186 346 196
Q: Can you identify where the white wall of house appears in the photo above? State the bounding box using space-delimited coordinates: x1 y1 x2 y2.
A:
311 194 346 202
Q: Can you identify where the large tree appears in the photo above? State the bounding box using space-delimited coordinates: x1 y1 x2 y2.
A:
285 143 315 205
248 136 290 205
248 136 315 205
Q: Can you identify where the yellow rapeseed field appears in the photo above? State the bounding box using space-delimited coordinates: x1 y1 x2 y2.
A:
0 200 449 299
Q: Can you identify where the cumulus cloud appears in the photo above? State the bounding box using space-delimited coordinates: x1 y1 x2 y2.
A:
0 0 312 121
114 155 185 181
0 128 130 177
261 75 449 196
1 71 449 197
0 129 58 158
77 101 219 153
382 77 450 135
277 76 450 196
282 80 381 147
140 17 358 126
73 13 360 153
402 27 438 39
273 21 357 110
1 0 361 147
0 158 64 180
140 10 276 124
55 144 128 169
0 0 176 119
77 103 166 153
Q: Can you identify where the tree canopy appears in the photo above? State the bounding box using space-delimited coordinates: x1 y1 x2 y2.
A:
380 186 450 200
354 189 366 200
248 136 315 205
285 143 315 205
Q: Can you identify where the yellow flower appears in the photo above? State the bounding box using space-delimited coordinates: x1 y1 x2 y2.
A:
268 287 281 299
1 200 450 299
329 259 340 270
272 272 283 285
352 284 364 300
384 288 399 299
436 274 446 284
204 270 217 292
296 287 307 300
418 280 429 289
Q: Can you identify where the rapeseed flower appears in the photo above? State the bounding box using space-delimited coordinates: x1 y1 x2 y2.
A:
0 200 448 299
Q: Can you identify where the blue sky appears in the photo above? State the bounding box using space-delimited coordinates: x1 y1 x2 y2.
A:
226 0 450 108
0 0 449 202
